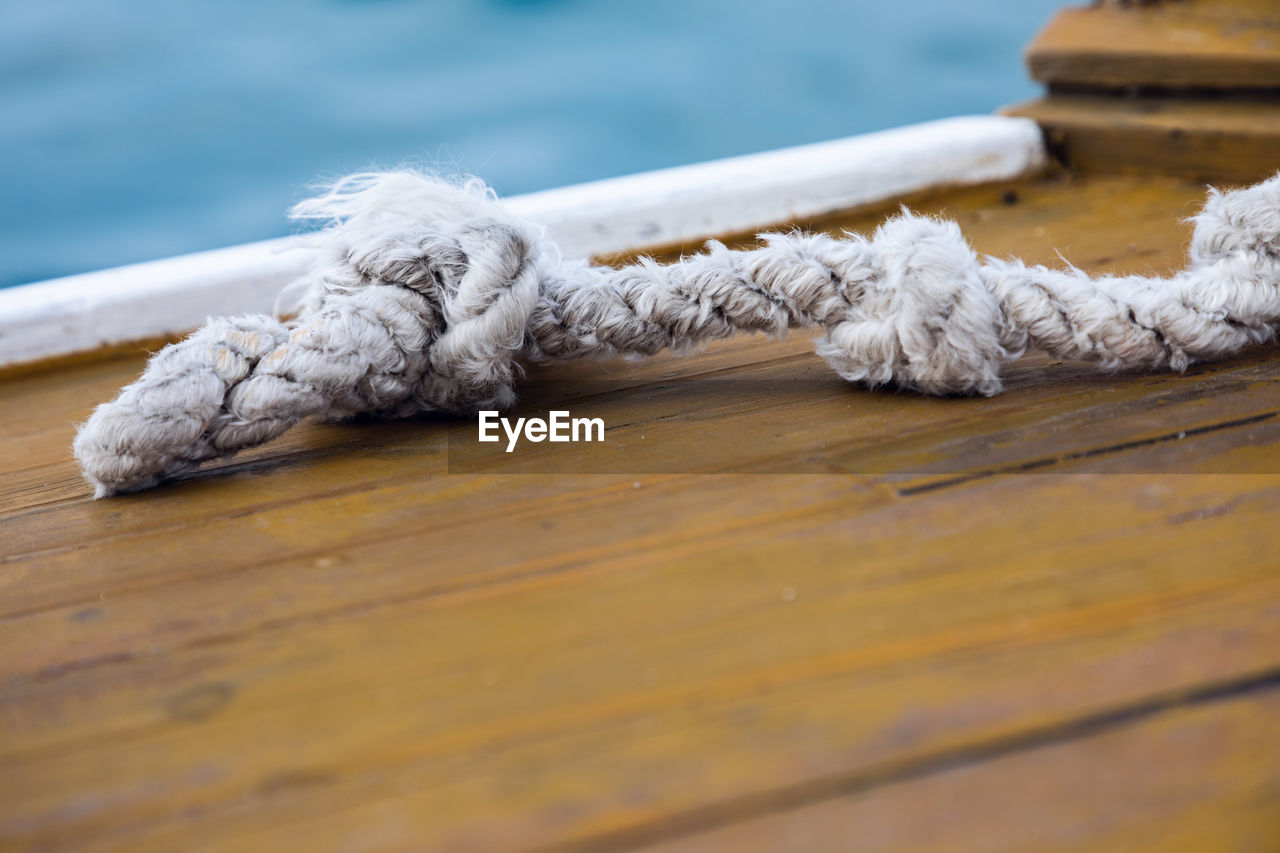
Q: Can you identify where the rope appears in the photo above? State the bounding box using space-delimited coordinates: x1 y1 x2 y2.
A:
73 171 1280 496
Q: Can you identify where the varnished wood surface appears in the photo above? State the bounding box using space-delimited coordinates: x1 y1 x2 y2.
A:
3 172 1280 851
1004 94 1280 183
1027 0 1280 91
1006 0 1280 185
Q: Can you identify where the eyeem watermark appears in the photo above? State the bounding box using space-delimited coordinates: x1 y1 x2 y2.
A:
478 410 605 452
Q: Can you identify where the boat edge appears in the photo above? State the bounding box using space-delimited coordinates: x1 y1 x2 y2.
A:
0 115 1046 369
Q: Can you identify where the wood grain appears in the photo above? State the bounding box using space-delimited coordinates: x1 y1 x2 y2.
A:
635 683 1280 853
3 172 1280 851
1004 94 1280 183
1027 1 1280 91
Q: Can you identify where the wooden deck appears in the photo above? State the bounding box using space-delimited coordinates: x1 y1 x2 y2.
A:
3 167 1280 850
7 1 1280 845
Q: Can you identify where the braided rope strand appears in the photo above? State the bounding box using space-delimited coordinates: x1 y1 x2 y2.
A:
74 171 1280 496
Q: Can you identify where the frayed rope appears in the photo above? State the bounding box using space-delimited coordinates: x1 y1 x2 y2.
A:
74 171 1280 496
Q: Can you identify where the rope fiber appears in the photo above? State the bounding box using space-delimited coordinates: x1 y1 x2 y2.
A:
74 171 1280 496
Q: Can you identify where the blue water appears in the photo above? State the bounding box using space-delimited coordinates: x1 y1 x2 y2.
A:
0 0 1061 288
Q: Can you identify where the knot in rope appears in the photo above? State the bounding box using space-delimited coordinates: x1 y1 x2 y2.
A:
73 171 1280 496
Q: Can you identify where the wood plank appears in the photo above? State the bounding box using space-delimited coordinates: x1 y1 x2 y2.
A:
635 682 1280 853
1027 2 1280 91
3 474 1278 850
1005 94 1280 183
4 172 1280 850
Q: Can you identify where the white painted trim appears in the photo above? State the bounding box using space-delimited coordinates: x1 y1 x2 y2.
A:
0 115 1045 368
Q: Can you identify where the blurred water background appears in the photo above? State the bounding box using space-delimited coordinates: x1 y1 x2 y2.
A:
1 0 1061 288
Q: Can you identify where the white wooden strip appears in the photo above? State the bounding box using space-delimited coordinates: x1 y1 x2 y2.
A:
0 115 1045 368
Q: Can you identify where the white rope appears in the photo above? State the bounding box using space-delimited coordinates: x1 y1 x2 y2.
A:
73 171 1280 496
